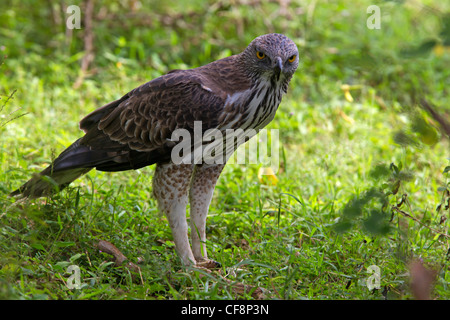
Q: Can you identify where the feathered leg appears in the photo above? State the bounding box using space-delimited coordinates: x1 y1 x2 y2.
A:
152 162 196 265
189 163 225 265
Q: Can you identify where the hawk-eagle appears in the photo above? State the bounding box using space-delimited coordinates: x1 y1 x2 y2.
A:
11 33 299 267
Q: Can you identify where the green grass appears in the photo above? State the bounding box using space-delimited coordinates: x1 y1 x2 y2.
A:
1 0 450 300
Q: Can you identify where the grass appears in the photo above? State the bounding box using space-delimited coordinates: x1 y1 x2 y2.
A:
1 0 450 300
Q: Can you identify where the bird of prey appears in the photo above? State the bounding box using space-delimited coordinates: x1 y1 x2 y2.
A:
11 33 299 267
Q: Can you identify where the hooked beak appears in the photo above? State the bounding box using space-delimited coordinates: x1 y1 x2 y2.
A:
273 56 283 77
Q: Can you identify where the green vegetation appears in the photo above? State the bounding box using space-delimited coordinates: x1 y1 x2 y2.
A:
1 0 449 300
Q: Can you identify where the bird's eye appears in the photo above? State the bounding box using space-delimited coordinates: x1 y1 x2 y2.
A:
256 51 266 60
288 55 296 63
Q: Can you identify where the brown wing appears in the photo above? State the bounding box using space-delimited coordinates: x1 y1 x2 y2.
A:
60 68 229 172
81 70 227 152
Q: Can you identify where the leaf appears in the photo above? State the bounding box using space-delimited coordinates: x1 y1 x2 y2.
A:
339 109 355 124
75 188 81 209
390 162 399 174
344 90 354 102
98 261 115 273
55 241 76 248
391 180 401 195
443 166 450 174
258 167 278 186
340 84 354 102
55 261 71 270
279 192 304 206
69 253 84 263
30 243 46 252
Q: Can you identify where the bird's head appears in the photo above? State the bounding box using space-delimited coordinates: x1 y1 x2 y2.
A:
242 33 299 83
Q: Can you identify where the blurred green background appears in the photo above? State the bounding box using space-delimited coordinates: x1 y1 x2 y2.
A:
1 0 449 103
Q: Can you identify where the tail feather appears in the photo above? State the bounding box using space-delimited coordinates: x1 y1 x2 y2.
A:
10 138 96 198
10 167 91 198
10 133 167 198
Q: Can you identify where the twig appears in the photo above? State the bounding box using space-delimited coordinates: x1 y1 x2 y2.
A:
392 206 450 239
0 89 16 114
0 89 28 128
97 240 143 284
